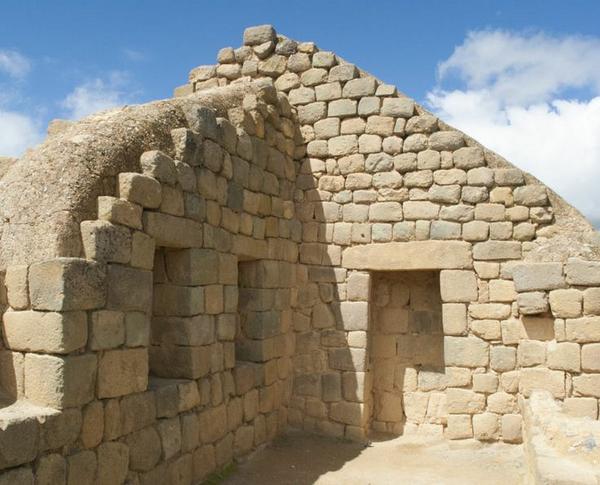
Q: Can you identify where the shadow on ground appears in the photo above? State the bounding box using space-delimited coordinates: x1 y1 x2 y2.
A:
222 430 527 485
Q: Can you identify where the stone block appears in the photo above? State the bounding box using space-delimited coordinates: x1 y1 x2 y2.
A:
444 336 488 367
581 343 600 371
322 373 342 402
342 77 377 98
330 401 365 426
165 248 219 285
143 212 203 248
513 185 547 206
126 311 150 347
452 147 484 169
473 241 521 260
106 264 152 312
131 231 155 270
583 287 600 315
4 265 28 310
517 292 548 315
118 172 161 208
473 413 499 440
140 150 178 185
329 348 366 371
440 270 477 302
488 280 516 302
29 258 106 311
517 340 546 367
442 303 467 335
3 310 87 354
565 258 600 286
25 353 96 408
153 284 204 317
337 301 369 330
563 397 598 419
565 316 600 342
90 310 125 350
512 263 565 291
0 411 39 469
381 98 414 118
97 349 148 398
403 201 439 220
490 346 516 372
125 426 162 471
244 25 276 45
469 303 511 320
572 374 600 398
96 442 129 485
158 417 182 460
369 202 402 221
519 368 565 398
446 388 485 414
67 451 97 485
446 414 472 439
501 414 522 443
547 341 580 372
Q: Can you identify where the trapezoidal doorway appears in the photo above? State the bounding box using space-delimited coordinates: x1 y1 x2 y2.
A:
369 271 445 435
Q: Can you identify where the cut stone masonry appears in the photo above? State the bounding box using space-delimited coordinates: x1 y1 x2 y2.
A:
0 23 598 483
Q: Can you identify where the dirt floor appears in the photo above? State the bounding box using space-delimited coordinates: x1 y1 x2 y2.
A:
222 430 527 485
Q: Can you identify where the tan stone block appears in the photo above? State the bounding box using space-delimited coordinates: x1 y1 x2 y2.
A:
444 336 489 367
519 368 565 398
3 310 87 354
563 397 598 419
473 241 521 260
446 388 485 414
487 391 517 414
549 289 582 318
547 341 580 372
0 410 39 469
337 301 369 330
517 339 546 367
581 343 600 371
378 391 404 421
29 258 106 311
452 147 483 169
446 414 472 439
130 231 155 270
343 371 367 402
583 287 600 315
118 172 161 208
369 202 403 222
488 280 516 302
98 195 142 229
565 316 600 342
98 348 148 398
517 292 548 315
5 265 29 310
501 414 522 443
471 320 501 340
573 374 600 397
342 241 472 270
473 412 499 440
474 262 500 280
513 262 565 291
442 303 467 336
490 346 516 372
470 303 511 320
440 270 477 302
381 98 414 118
25 353 96 408
346 272 370 301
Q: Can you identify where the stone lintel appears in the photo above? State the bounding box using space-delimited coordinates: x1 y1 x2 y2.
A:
341 241 472 271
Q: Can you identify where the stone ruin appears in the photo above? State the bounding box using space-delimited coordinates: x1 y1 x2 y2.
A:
0 24 599 484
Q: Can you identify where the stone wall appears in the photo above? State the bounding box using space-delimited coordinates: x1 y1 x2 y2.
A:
0 23 599 483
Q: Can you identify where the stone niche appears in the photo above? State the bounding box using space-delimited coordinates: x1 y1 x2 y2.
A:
369 271 445 435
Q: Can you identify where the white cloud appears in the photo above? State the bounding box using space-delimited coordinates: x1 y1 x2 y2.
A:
0 110 44 157
428 30 600 227
61 72 133 120
0 49 31 78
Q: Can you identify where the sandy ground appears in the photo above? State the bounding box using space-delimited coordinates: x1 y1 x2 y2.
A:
223 430 527 485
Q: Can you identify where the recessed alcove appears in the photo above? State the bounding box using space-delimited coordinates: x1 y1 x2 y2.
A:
369 271 444 435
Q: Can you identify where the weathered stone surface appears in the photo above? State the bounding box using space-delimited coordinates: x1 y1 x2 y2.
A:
98 349 148 398
565 258 600 286
440 270 477 302
143 212 203 248
3 310 87 354
444 336 489 367
343 241 472 270
29 258 106 311
512 263 565 291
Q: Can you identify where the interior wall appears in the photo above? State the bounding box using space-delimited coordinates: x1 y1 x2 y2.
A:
369 271 445 435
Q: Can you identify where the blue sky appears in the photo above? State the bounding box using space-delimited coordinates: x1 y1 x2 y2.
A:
1 0 600 225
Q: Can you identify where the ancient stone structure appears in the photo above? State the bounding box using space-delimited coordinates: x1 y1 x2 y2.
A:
0 24 598 483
